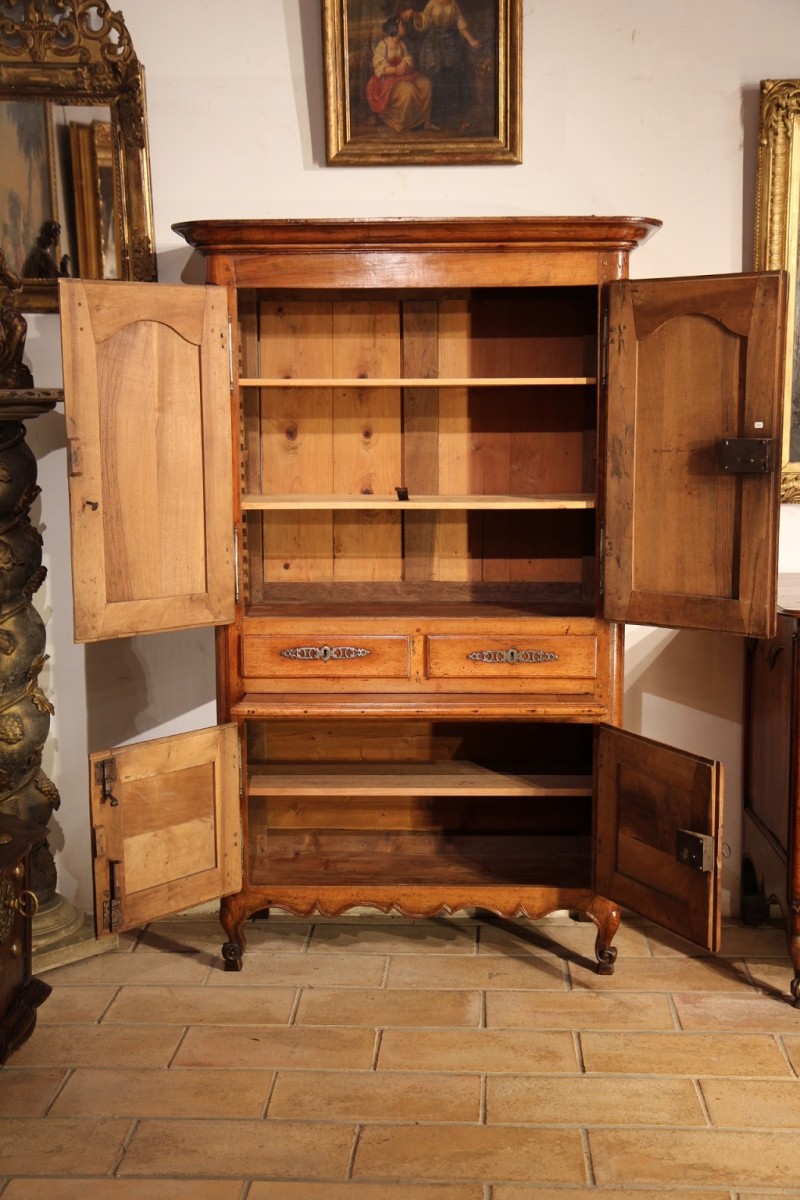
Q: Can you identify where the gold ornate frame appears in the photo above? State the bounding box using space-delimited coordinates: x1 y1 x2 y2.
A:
754 79 800 501
0 0 156 311
322 0 521 165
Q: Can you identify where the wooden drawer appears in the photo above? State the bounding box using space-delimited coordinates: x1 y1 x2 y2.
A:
426 633 597 682
242 634 411 680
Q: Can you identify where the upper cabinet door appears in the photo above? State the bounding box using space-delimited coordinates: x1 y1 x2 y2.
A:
60 280 235 642
595 725 722 952
604 273 786 638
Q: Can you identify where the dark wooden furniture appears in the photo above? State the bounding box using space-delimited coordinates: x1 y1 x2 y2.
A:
743 573 800 1003
0 813 51 1063
57 218 786 974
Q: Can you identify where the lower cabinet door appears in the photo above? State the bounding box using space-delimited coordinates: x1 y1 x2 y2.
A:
89 724 241 936
594 724 723 952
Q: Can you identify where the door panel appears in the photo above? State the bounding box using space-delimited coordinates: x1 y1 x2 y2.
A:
595 725 722 951
60 279 235 641
89 724 241 936
604 272 786 637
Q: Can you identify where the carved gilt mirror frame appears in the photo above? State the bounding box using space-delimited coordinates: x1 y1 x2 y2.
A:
0 0 156 311
755 79 800 502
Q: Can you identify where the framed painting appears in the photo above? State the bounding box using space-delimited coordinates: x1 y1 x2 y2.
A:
0 100 57 277
755 79 800 501
322 0 521 165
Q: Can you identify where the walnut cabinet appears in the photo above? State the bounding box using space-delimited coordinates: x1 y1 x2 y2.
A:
742 575 800 1001
58 218 786 972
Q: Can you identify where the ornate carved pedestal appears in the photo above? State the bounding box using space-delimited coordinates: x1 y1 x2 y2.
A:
0 389 116 971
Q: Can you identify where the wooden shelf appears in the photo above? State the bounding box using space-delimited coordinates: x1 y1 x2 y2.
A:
242 493 595 511
249 761 592 797
231 692 610 721
239 376 597 389
248 832 592 889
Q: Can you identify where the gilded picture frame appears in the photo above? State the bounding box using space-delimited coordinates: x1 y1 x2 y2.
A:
754 79 800 502
323 0 521 165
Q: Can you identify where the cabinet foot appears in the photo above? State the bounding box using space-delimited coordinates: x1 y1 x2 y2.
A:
221 941 243 972
589 896 621 976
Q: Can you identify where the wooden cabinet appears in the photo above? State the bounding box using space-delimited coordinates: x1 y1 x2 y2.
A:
58 217 787 973
743 575 800 1002
0 815 51 1064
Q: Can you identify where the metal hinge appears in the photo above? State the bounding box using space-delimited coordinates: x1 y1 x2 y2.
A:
233 523 240 605
103 860 123 932
719 438 776 474
94 757 119 807
599 521 605 596
600 305 609 389
227 314 234 394
676 829 714 873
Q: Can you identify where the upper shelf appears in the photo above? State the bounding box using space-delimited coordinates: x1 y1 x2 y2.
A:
239 377 597 389
242 494 595 511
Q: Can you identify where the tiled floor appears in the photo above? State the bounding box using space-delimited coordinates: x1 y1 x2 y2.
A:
2 911 800 1198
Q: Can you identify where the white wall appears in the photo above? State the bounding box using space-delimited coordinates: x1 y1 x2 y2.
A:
21 0 800 915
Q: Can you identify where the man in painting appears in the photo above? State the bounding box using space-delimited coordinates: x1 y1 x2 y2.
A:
401 1 482 131
366 16 434 133
21 219 69 279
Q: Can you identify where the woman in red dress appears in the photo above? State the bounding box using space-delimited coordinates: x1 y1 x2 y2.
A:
366 17 433 134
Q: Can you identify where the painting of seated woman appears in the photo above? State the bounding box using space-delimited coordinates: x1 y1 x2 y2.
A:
324 0 520 164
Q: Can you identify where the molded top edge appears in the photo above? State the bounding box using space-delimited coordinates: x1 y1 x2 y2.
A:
172 216 662 253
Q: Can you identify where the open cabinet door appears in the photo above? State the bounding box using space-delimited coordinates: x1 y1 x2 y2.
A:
595 725 722 951
60 279 235 642
90 724 241 936
604 273 786 637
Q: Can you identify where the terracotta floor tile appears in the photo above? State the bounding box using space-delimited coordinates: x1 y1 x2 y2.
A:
249 1185 484 1200
568 955 753 991
0 1117 131 1175
12 912 800 1196
581 1030 790 1076
0 1068 66 1116
353 1123 586 1183
387 953 567 990
2 1184 244 1200
49 1066 273 1118
780 1034 800 1073
645 921 790 959
37 985 118 1023
205 953 386 988
486 989 675 1030
9 1023 183 1068
378 1028 578 1073
173 1024 376 1069
478 919 651 959
673 990 800 1031
740 958 799 997
701 1077 800 1127
589 1128 800 1187
118 1117 354 1177
296 986 480 1027
40 953 211 986
131 918 310 954
492 1190 730 1200
487 1074 705 1125
308 921 477 954
269 1068 480 1121
103 983 296 1024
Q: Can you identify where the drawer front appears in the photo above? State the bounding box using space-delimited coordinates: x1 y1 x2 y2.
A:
426 634 597 681
242 635 412 680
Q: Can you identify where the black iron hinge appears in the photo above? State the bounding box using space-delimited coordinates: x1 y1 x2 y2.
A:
94 757 119 807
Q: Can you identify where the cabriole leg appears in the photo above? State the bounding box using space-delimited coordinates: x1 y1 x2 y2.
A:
220 895 247 972
588 895 621 975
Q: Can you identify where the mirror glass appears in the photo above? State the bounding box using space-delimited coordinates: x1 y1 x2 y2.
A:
0 0 157 311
